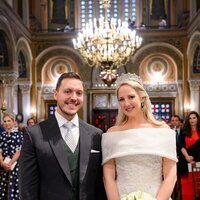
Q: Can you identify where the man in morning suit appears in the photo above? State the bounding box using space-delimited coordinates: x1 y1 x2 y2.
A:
170 114 183 199
170 114 183 159
19 72 107 200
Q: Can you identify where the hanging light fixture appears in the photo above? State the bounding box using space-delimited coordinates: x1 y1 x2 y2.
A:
99 68 118 87
72 0 142 71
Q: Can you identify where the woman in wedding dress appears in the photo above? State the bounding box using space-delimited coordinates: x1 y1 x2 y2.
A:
102 73 177 200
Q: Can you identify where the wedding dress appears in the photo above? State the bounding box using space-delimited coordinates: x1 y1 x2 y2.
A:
102 128 177 198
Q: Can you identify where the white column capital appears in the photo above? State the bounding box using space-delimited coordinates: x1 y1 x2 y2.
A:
18 81 32 94
189 80 200 91
0 72 18 86
189 79 200 113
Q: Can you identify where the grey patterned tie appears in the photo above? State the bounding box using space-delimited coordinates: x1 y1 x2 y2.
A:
63 121 76 152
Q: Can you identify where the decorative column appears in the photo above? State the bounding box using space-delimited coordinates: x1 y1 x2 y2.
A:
40 0 48 30
19 82 32 123
13 85 19 115
0 73 18 114
189 80 200 113
6 0 13 7
177 80 184 118
23 0 30 27
83 81 90 121
190 0 196 21
37 83 42 121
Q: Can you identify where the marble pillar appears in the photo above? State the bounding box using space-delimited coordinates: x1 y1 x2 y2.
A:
0 73 18 114
23 0 30 27
19 82 32 123
189 80 200 113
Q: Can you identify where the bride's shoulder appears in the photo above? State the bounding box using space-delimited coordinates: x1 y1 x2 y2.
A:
106 125 121 133
148 121 170 129
147 122 172 132
159 123 170 129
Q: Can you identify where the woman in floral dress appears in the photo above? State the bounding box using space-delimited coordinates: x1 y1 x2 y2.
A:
0 113 23 200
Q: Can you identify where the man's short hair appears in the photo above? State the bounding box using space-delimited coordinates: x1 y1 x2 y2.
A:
55 72 82 90
171 114 181 121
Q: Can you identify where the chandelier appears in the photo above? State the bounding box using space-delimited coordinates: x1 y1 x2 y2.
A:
72 0 142 71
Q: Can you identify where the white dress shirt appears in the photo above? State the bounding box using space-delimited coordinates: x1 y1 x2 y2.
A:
55 111 79 149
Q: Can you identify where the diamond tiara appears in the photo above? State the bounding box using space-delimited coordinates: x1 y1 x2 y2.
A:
116 73 143 87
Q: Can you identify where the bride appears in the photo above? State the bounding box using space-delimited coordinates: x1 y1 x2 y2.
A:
102 73 177 200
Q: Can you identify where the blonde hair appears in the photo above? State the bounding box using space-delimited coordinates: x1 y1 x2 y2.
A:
115 80 164 126
3 112 15 121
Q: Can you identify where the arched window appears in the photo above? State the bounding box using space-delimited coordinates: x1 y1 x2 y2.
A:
193 45 200 73
18 50 27 78
80 0 136 28
0 32 9 67
123 0 136 21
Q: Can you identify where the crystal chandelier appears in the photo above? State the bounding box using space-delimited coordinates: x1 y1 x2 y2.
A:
72 0 142 70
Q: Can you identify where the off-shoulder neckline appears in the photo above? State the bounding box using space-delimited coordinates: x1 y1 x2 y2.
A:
104 127 173 135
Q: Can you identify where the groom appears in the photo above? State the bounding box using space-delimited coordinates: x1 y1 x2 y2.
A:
19 72 107 200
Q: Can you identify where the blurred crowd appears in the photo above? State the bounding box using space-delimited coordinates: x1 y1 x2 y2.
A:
169 111 200 200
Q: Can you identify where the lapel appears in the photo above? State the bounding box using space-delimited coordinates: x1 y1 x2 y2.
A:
40 116 72 185
79 119 92 183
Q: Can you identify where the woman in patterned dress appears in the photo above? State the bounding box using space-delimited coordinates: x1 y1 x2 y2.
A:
0 113 23 200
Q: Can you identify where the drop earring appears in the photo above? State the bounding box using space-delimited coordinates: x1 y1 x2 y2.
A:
141 102 144 108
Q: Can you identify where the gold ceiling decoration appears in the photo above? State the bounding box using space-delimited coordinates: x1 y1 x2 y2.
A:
73 0 142 86
72 0 142 71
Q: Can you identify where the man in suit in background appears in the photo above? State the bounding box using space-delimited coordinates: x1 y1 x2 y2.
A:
170 114 183 153
170 114 183 200
19 72 107 200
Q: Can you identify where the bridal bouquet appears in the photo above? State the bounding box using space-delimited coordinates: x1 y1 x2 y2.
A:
121 191 156 200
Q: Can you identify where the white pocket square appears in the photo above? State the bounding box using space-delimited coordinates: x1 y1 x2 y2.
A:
91 149 100 153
